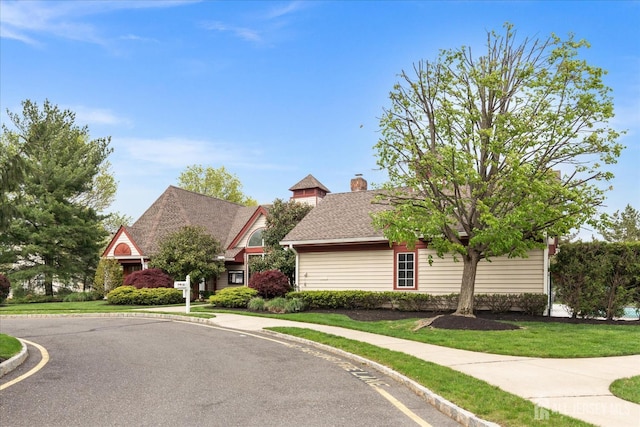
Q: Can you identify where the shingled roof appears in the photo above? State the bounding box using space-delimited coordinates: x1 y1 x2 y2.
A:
125 186 262 256
281 189 391 244
288 174 330 193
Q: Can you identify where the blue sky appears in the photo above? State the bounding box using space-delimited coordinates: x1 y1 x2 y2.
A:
1 1 638 236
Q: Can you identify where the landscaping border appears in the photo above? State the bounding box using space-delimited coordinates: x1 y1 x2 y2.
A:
0 338 28 378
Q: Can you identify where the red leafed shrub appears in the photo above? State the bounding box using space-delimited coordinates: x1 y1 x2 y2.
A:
248 270 291 299
0 273 10 303
123 268 173 289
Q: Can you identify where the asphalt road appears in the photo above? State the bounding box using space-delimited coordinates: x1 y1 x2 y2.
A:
0 317 461 427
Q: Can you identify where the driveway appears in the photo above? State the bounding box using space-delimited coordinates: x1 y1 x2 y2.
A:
0 317 461 427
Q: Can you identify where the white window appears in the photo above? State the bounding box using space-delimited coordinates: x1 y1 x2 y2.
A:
228 270 244 285
248 228 264 247
397 253 415 288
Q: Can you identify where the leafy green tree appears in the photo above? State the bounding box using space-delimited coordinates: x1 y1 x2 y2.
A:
597 204 640 242
263 199 313 248
93 258 124 296
149 225 225 289
1 100 113 296
374 24 623 316
101 212 133 236
177 165 257 206
250 199 313 284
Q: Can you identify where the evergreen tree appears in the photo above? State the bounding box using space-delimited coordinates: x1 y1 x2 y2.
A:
0 100 112 296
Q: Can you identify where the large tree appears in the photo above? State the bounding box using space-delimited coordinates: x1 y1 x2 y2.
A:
596 204 640 242
373 24 623 316
149 225 225 291
250 199 313 284
177 165 257 206
0 100 113 296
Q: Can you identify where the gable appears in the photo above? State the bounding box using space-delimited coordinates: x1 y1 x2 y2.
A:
103 226 143 258
227 206 269 249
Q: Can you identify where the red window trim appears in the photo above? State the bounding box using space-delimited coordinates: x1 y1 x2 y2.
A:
393 244 419 290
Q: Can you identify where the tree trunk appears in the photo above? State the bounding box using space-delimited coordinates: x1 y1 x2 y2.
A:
455 250 481 317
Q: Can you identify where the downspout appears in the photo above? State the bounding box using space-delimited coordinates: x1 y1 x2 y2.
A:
543 239 551 317
288 244 299 291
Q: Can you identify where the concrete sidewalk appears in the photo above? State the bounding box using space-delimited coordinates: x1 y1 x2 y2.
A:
154 308 640 427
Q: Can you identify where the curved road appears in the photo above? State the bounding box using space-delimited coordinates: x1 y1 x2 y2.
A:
0 317 460 426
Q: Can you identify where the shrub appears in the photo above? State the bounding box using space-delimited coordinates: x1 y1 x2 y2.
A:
427 294 458 312
475 294 515 313
0 274 10 304
123 268 173 289
209 287 258 308
94 258 124 296
518 293 548 316
265 297 288 313
248 270 291 299
107 286 183 305
248 297 266 311
63 291 103 302
284 297 307 313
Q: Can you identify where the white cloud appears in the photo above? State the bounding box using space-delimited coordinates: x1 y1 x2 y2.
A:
264 1 307 20
72 106 132 126
0 0 197 46
201 21 262 43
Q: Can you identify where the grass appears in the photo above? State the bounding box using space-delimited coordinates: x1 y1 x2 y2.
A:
0 333 22 361
270 327 594 427
0 300 209 314
206 310 639 358
609 376 640 404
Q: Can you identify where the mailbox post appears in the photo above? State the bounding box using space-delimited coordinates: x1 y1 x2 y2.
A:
173 275 191 313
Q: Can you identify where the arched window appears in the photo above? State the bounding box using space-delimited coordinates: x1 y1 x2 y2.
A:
114 243 132 256
248 228 264 247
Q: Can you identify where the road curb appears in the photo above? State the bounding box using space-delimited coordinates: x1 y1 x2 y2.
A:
1 312 498 427
262 329 500 427
0 338 28 378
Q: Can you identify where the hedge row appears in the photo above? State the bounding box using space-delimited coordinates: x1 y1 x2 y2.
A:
551 242 640 319
285 290 548 315
209 287 258 308
107 286 183 305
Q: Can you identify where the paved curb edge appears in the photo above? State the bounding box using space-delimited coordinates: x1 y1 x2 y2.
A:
0 312 499 427
0 338 28 378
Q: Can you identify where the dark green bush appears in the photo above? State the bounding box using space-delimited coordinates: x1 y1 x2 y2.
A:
475 294 515 313
209 287 258 308
518 293 548 316
551 242 639 319
107 286 183 305
0 274 10 304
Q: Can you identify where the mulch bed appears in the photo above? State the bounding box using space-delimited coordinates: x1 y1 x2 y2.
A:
307 309 640 331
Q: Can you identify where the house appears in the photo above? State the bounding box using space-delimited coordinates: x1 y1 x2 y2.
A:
103 174 552 298
281 175 553 296
102 175 332 295
102 185 269 294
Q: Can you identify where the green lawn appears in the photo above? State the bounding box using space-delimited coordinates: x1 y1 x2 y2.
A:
0 300 210 314
609 376 640 404
201 309 640 358
0 333 22 361
271 327 594 427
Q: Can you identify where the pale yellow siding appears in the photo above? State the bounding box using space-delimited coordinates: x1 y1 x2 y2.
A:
297 250 394 291
235 215 267 248
105 233 141 257
417 249 545 294
297 248 545 294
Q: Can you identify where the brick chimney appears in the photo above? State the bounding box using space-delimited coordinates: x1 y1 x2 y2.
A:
350 174 367 192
